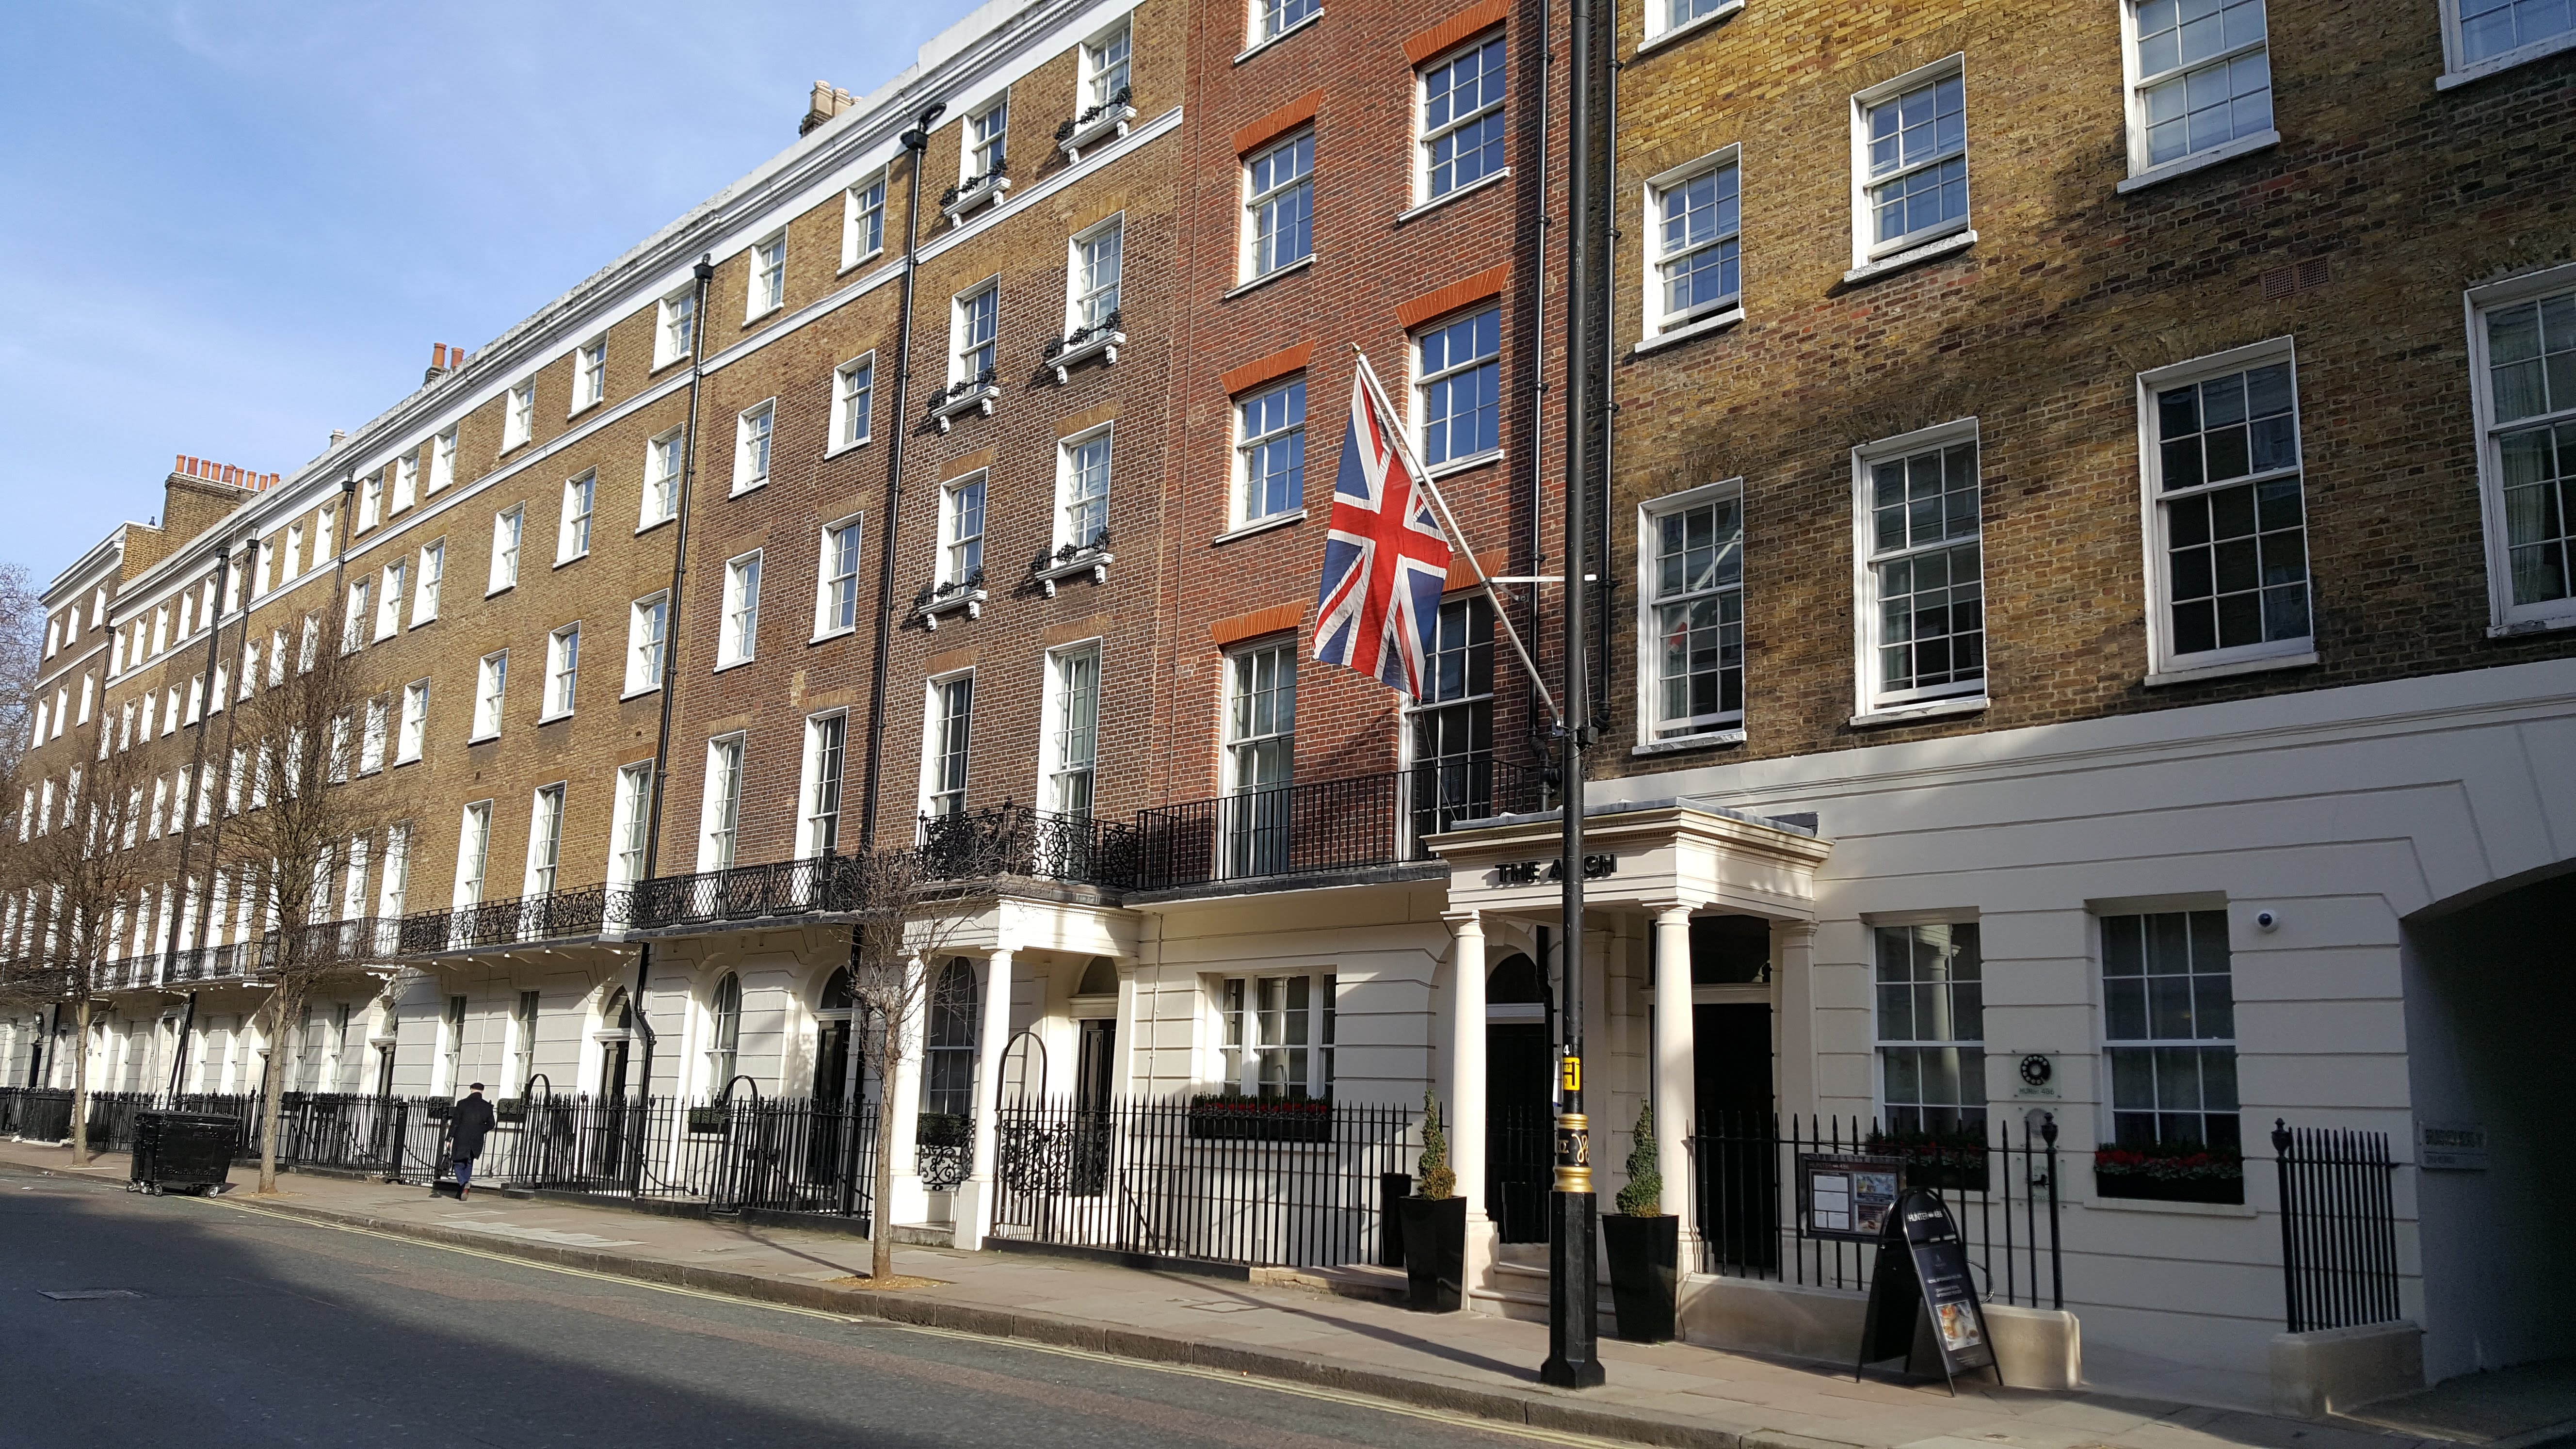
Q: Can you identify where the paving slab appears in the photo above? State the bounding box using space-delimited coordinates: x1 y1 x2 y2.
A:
0 1138 2498 1449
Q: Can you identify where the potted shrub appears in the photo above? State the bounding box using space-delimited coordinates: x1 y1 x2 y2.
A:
2093 1141 2244 1204
1603 1102 1680 1342
1397 1092 1467 1311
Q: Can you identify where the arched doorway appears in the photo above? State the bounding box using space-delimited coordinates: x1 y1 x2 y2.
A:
807 966 864 1194
591 988 635 1182
1487 949 1553 1242
918 960 981 1207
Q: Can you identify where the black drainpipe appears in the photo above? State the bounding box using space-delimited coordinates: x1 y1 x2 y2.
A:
856 101 947 848
632 254 716 1103
156 539 240 1090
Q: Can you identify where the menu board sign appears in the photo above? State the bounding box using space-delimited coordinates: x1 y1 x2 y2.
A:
1856 1187 1997 1390
1798 1153 1903 1242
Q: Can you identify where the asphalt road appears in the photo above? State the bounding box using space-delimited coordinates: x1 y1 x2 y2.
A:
0 1164 1553 1449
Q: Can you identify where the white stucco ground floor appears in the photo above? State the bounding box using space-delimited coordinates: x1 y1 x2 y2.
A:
13 656 2569 1413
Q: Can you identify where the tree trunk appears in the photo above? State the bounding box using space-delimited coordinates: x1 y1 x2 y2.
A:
871 1040 902 1283
70 997 93 1164
255 987 296 1193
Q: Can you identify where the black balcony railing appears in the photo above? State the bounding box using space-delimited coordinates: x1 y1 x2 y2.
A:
1124 760 1551 893
403 886 618 954
626 857 856 933
917 803 1130 886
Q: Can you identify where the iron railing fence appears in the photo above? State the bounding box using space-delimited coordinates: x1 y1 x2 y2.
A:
403 886 619 955
626 858 859 934
1124 762 1553 894
918 803 1131 887
1488 1102 1557 1244
2273 1120 2402 1333
1690 1111 2065 1310
991 1097 1418 1269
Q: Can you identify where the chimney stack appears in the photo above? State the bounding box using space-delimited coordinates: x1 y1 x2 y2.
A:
330 429 349 449
801 80 857 136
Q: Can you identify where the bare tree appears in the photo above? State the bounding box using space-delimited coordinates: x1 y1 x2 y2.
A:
0 737 162 1162
0 562 43 789
209 628 409 1193
846 842 992 1282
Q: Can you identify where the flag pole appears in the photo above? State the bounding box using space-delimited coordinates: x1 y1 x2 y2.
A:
1349 347 1562 729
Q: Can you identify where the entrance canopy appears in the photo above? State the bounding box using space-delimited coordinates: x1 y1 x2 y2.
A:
1428 797 1830 922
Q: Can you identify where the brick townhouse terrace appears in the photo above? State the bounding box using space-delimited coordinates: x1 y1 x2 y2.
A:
7 0 2575 1417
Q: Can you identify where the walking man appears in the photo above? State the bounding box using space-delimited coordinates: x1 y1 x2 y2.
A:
447 1082 496 1199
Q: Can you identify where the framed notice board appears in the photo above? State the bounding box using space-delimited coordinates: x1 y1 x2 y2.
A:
1797 1152 1904 1241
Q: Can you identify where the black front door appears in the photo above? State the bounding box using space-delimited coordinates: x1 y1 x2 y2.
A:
807 1019 857 1189
1071 1019 1117 1196
1486 1023 1554 1242
1693 1002 1777 1271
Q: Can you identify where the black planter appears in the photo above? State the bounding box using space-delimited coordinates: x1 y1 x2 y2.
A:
1378 1173 1413 1267
2094 1169 2244 1205
1603 1213 1679 1343
1397 1194 1468 1311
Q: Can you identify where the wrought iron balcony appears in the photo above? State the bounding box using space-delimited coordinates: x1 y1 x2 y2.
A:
625 856 857 934
399 887 617 954
1122 759 1553 894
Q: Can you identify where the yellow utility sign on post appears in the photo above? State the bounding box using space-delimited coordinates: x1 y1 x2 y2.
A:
1561 1055 1582 1092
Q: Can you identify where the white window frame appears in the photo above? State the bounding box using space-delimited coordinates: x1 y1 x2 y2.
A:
1232 378 1309 530
574 338 607 413
795 710 850 859
642 429 684 528
1253 0 1320 48
504 380 537 450
431 430 457 494
1642 0 1743 48
2116 0 2279 190
1848 55 1971 269
1039 642 1102 818
1851 419 1988 717
558 471 596 564
1635 478 1748 747
1242 131 1316 283
815 515 864 640
718 551 762 669
1871 918 1988 1136
397 680 429 764
919 672 975 819
843 174 888 270
414 539 444 626
524 784 567 898
732 400 776 495
341 578 371 655
1056 424 1114 553
1416 32 1507 204
472 650 508 741
951 282 999 386
453 801 493 909
830 354 875 454
2437 0 2576 88
697 735 746 872
747 232 787 320
357 471 384 530
965 94 1010 180
2464 261 2576 634
627 593 670 696
376 560 406 641
1083 20 1132 110
656 287 698 370
1212 971 1336 1099
1413 306 1504 469
1067 215 1125 336
358 696 388 775
939 472 988 586
543 624 580 721
1641 145 1744 342
489 506 523 594
378 826 410 921
2134 336 2316 681
608 762 653 889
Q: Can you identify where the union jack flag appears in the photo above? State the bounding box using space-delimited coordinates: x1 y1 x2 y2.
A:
1313 355 1454 698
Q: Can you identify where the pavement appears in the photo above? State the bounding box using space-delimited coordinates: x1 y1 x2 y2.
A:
5 1138 2568 1449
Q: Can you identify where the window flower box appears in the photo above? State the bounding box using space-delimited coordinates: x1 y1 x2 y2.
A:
939 171 1010 223
1186 1093 1332 1143
1030 533 1113 597
1044 310 1125 385
2093 1143 2244 1205
913 572 987 629
926 372 1001 433
1056 92 1136 162
1865 1127 1993 1192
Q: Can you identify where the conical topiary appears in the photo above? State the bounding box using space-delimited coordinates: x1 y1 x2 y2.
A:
1616 1101 1663 1216
1418 1090 1456 1199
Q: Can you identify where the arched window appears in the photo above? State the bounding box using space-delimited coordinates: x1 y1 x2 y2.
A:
923 959 980 1117
820 967 855 1013
813 967 859 1104
707 973 742 1095
1489 951 1546 1004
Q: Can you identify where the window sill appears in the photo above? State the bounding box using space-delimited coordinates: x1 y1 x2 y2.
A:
1397 168 1512 225
712 657 757 675
2082 1194 2255 1220
1059 103 1137 161
1215 508 1307 545
1842 229 1976 287
393 754 421 769
1851 694 1987 729
1032 549 1114 596
620 684 661 702
484 584 515 600
2437 31 2576 89
941 177 1011 224
810 625 858 646
915 588 987 629
1428 448 1504 480
1224 254 1316 301
1634 728 1744 757
2489 611 2576 639
743 302 787 329
729 479 769 499
1634 0 1743 55
2142 648 2317 689
467 731 500 746
1048 329 1125 384
825 435 874 459
567 399 604 421
1634 306 1743 356
552 551 588 570
1235 8 1321 64
839 247 886 278
929 382 1002 431
537 710 572 727
2115 130 2280 193
636 514 676 536
409 616 437 630
650 355 690 377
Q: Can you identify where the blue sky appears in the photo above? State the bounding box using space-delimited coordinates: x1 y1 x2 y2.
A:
0 0 945 585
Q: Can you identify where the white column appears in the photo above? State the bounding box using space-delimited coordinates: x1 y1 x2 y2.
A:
1654 904 1699 1254
955 946 1013 1249
885 952 929 1226
1446 911 1497 1302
